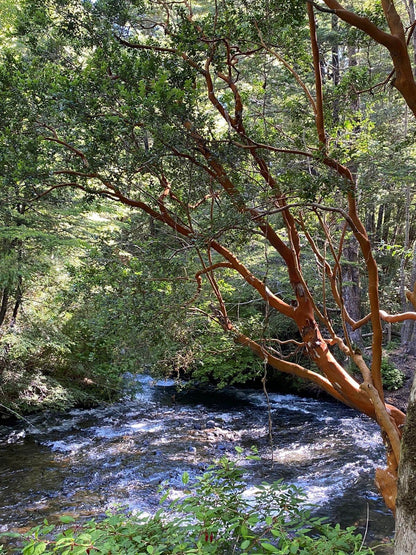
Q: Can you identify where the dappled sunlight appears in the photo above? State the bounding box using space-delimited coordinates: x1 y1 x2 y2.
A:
0 378 394 549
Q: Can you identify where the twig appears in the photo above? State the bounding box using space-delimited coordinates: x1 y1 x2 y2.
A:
360 502 370 551
261 362 274 466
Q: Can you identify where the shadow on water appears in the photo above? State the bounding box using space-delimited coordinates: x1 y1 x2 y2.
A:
0 376 394 553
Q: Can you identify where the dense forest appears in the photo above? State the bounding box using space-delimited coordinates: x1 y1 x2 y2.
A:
1 0 416 552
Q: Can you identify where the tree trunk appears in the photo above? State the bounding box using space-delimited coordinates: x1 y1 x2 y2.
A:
0 288 9 328
401 241 416 354
395 373 416 554
382 203 393 243
331 14 340 123
342 238 363 346
404 0 416 74
376 204 385 243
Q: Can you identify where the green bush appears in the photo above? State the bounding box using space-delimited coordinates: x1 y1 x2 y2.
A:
381 358 405 391
3 450 376 554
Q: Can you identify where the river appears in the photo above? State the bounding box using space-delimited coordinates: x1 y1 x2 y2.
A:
0 376 394 552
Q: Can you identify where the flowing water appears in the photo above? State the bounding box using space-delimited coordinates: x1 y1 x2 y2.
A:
0 376 394 552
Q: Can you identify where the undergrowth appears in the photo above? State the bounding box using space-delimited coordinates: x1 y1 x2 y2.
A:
0 450 379 554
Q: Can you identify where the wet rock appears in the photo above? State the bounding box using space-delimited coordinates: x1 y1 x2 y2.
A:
7 430 26 444
0 380 394 547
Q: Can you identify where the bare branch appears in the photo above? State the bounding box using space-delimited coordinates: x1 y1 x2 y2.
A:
380 309 416 323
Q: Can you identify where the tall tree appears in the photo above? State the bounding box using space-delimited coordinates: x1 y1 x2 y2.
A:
3 0 416 532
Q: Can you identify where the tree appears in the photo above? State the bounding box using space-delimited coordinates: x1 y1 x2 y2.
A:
3 0 416 528
320 2 416 551
321 0 416 115
395 369 416 553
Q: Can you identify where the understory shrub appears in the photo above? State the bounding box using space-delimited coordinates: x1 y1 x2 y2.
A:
380 358 405 391
1 451 376 554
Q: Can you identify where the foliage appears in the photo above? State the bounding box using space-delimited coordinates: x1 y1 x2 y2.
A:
0 202 131 415
5 452 375 554
0 0 414 462
380 358 405 391
0 0 416 534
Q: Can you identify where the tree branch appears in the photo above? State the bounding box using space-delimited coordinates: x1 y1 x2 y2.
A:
306 0 335 14
322 0 398 49
308 2 327 148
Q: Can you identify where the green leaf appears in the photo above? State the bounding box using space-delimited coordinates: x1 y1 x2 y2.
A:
260 543 279 553
55 537 75 548
59 515 76 524
0 532 22 538
31 543 47 555
240 524 249 538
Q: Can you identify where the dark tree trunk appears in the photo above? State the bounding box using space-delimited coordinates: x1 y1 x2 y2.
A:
9 278 22 328
366 204 375 239
382 203 393 243
395 373 416 553
376 204 385 242
331 14 340 123
342 238 363 346
0 288 9 328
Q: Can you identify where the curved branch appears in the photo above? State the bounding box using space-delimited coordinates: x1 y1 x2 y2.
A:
306 0 335 13
380 309 416 323
234 331 348 403
42 137 89 166
210 241 295 319
322 0 398 49
32 182 93 200
184 262 234 309
322 0 416 116
114 34 205 74
346 309 416 331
